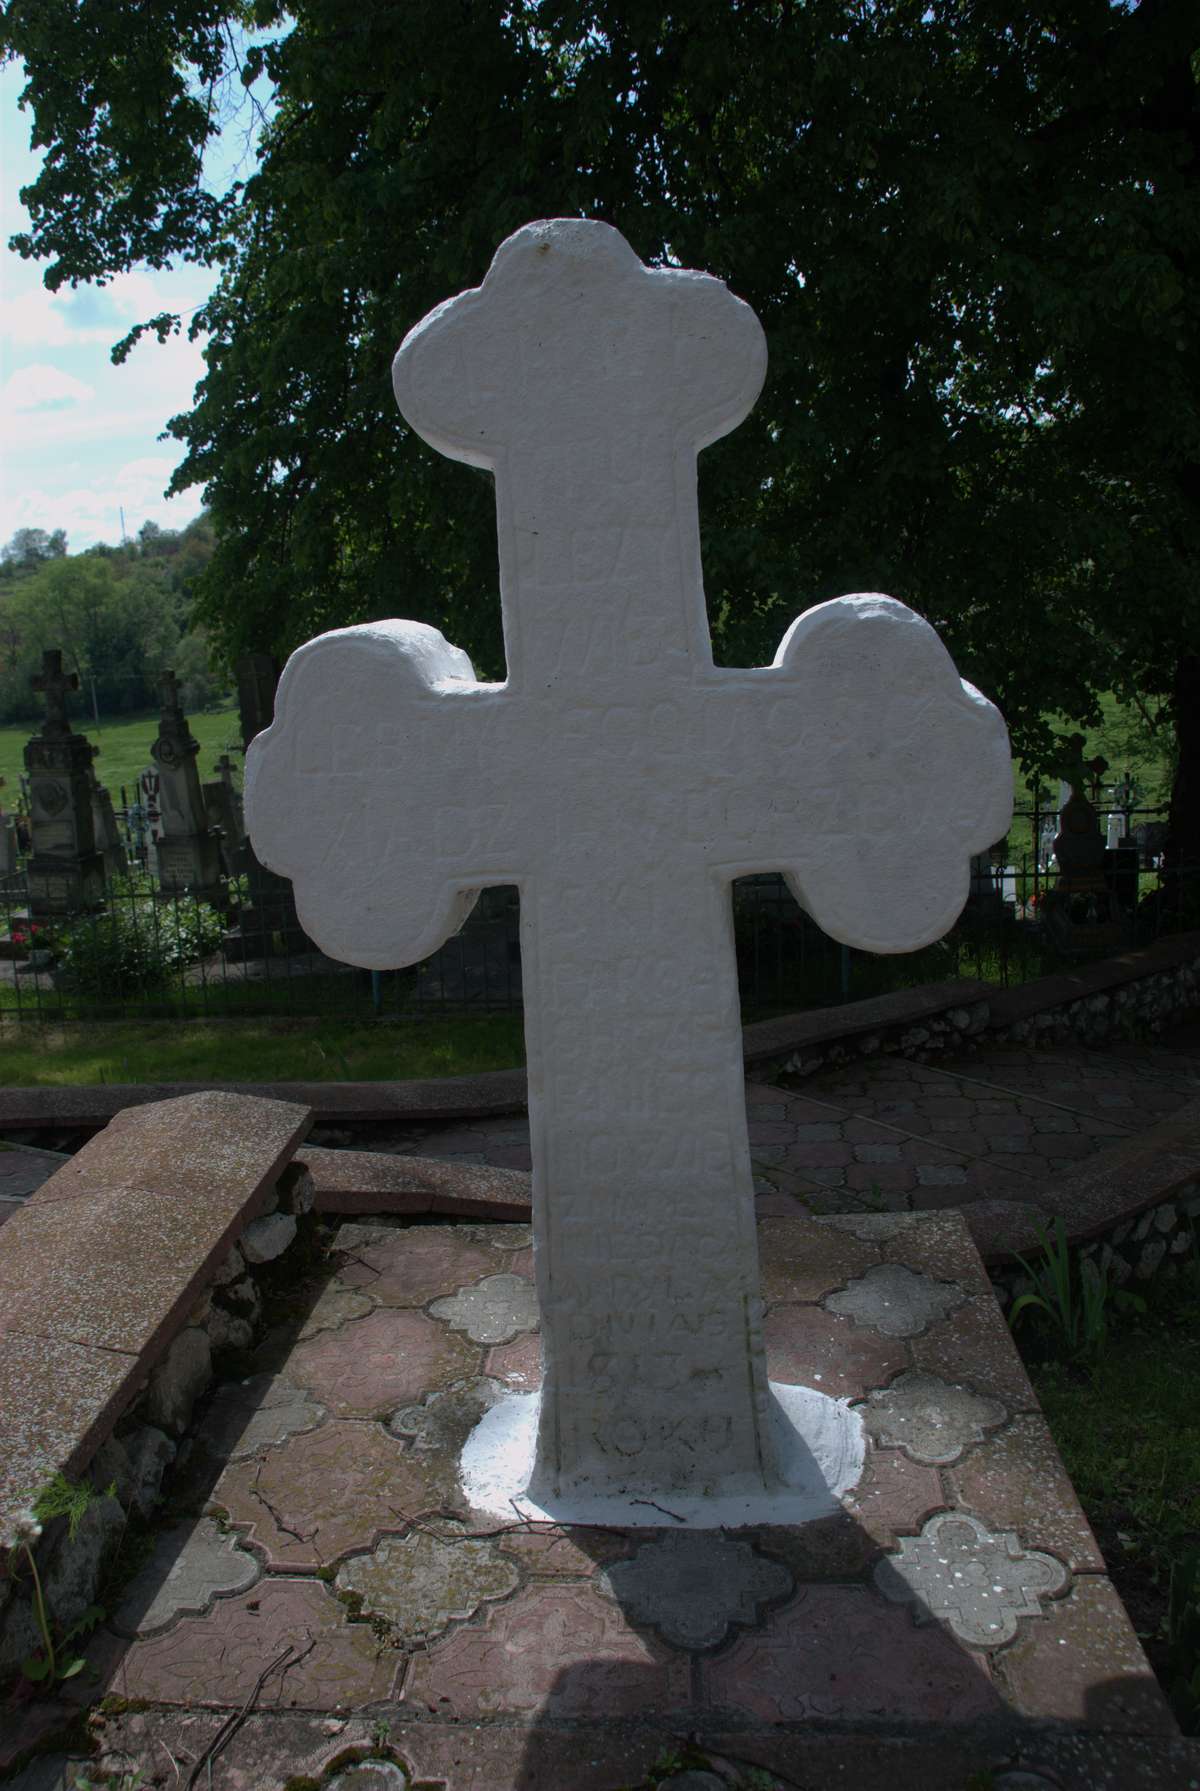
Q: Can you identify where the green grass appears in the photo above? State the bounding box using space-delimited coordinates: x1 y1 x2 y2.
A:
1022 1266 1200 1722
0 1014 527 1084
0 699 243 806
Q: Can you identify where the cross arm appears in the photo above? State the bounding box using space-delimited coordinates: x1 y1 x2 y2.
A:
244 620 511 970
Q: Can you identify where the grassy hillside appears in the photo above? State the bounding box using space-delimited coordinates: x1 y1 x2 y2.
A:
0 699 243 808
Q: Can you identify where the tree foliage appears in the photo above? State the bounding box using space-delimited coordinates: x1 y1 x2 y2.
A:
3 1 1198 845
0 514 218 723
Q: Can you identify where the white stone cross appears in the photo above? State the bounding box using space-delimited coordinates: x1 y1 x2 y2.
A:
246 220 1011 1520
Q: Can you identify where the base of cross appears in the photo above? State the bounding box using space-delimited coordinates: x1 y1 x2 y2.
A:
460 1381 865 1528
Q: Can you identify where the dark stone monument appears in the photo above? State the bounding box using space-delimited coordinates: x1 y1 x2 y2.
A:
23 650 105 915
149 670 224 904
202 753 244 877
1042 734 1124 954
88 749 128 882
225 653 310 957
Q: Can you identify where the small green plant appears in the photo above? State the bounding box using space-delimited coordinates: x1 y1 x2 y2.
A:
369 1716 392 1753
71 1770 148 1791
56 896 224 996
6 1475 114 1685
1008 1217 1142 1361
1167 1546 1200 1734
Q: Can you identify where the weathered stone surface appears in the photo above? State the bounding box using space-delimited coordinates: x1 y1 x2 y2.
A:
336 1520 519 1644
298 1285 375 1339
105 1577 397 1708
858 1371 1007 1465
144 1326 212 1436
602 1532 793 1649
213 1419 457 1569
387 1377 504 1453
947 1413 1106 1574
874 1511 1069 1647
995 1576 1177 1732
240 1210 296 1264
428 1272 539 1344
0 1333 134 1552
334 1223 497 1308
824 1263 967 1338
400 1581 691 1719
701 1585 999 1722
113 1516 260 1635
91 1424 175 1521
288 1306 477 1418
194 1373 325 1462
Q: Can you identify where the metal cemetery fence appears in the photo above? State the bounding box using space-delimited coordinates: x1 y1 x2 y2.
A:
0 826 1194 1027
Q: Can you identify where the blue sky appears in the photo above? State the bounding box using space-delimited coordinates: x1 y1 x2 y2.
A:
0 55 263 553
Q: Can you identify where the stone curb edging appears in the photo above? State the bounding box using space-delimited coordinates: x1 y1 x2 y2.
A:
0 932 1196 1137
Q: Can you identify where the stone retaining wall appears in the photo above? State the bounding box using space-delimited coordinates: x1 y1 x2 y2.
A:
989 1179 1200 1313
0 1162 314 1683
758 937 1200 1085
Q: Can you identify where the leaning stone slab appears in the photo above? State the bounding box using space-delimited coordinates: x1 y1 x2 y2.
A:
27 1089 311 1212
298 1145 531 1220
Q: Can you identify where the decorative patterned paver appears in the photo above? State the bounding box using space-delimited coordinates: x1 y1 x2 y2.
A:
763 1304 907 1400
400 1581 690 1719
602 1533 794 1649
336 1519 519 1644
113 1516 260 1635
298 1285 375 1338
387 1376 505 1453
102 1578 397 1708
910 1292 1040 1410
701 1585 999 1722
858 1371 1007 1465
947 1412 1105 1572
287 1306 477 1416
194 1374 326 1462
874 1510 1069 1647
333 1223 498 1307
993 1575 1179 1732
428 1272 539 1344
756 1216 877 1304
840 1444 946 1550
213 1419 458 1569
824 1262 966 1337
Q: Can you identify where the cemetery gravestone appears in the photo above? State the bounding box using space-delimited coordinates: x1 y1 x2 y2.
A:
23 649 105 916
229 654 309 956
149 671 223 904
88 753 128 882
202 755 245 879
246 219 1012 1520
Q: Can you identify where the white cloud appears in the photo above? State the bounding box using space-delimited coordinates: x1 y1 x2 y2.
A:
0 267 192 351
0 456 205 551
3 362 95 412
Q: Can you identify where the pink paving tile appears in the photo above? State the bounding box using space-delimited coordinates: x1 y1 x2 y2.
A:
333 1224 499 1306
485 1330 542 1390
910 1293 1039 1411
840 1444 946 1549
497 1524 631 1578
400 1581 691 1720
948 1413 1104 1574
757 1215 878 1303
701 1585 999 1723
994 1576 1176 1732
763 1305 908 1401
213 1418 461 1569
96 1577 398 1707
877 1213 996 1292
287 1305 478 1416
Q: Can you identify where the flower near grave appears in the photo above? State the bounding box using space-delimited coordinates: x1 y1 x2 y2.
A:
11 1508 42 1546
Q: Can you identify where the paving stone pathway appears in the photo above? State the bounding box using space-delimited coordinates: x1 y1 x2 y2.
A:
325 1033 1200 1225
16 1208 1179 1790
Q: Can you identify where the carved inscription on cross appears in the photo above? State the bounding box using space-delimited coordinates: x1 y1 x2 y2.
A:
246 221 1012 1503
32 650 79 737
